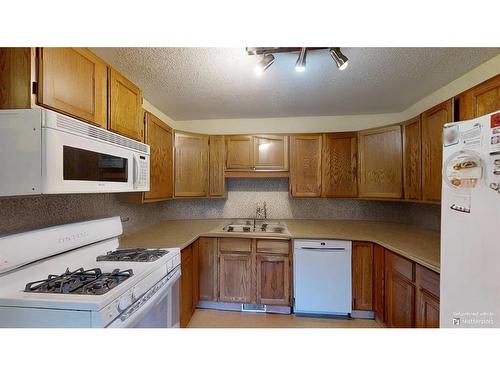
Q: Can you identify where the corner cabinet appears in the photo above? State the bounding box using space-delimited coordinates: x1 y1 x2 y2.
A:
322 132 358 197
289 134 322 197
38 48 108 128
457 74 500 120
108 68 144 141
358 125 403 199
174 131 209 197
403 116 422 201
421 100 452 203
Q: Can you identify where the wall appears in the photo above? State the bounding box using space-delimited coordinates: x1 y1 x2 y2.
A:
0 179 440 237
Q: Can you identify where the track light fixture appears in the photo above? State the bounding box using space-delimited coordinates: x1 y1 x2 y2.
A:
254 54 275 76
329 47 349 70
295 47 307 72
247 47 349 76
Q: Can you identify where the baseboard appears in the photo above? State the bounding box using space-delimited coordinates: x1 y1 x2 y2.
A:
197 300 292 315
351 310 375 319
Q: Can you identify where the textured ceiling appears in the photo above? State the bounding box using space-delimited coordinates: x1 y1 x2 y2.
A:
92 48 500 121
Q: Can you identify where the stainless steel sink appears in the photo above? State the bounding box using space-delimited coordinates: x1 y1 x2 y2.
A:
222 219 289 235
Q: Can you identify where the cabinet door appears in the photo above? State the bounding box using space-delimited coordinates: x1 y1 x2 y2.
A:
38 48 107 128
358 125 403 198
0 47 36 109
459 74 500 120
180 245 194 328
226 135 254 169
403 116 422 200
256 254 290 305
385 270 415 328
416 289 440 328
290 134 322 197
218 252 252 303
352 242 374 311
108 68 143 141
421 100 452 202
253 135 289 170
174 131 208 197
198 237 218 301
373 244 385 324
322 132 358 197
144 112 173 201
209 135 225 197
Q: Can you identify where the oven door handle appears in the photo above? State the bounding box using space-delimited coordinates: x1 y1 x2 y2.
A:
107 268 180 328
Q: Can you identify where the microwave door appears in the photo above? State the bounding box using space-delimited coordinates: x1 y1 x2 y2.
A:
42 126 136 193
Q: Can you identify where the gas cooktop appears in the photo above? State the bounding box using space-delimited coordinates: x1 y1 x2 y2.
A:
96 248 168 262
24 268 133 295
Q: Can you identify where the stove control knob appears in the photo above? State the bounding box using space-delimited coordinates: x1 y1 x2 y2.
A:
118 294 132 311
131 287 140 301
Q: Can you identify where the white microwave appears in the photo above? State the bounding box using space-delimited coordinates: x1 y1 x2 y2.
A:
0 109 150 196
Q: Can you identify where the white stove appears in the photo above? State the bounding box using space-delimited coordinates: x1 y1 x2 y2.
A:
0 217 181 328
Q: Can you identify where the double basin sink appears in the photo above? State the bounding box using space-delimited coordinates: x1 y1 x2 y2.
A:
222 219 289 235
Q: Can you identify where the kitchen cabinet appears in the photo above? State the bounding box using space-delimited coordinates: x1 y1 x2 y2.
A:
322 132 358 197
174 131 209 197
226 134 288 172
218 238 253 303
457 74 500 120
352 242 374 311
385 251 415 328
290 134 322 197
38 48 108 128
209 135 225 197
415 264 440 328
373 244 385 324
255 240 290 306
144 112 173 201
421 100 452 202
0 48 36 109
108 67 144 141
226 135 254 169
198 237 218 301
180 244 194 328
253 135 288 170
402 116 422 201
358 125 403 199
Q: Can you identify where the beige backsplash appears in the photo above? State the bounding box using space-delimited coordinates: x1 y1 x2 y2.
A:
0 178 440 236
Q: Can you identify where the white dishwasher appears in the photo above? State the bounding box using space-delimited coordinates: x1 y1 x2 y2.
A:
293 239 352 317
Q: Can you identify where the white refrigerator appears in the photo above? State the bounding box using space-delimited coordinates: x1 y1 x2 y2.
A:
440 110 500 328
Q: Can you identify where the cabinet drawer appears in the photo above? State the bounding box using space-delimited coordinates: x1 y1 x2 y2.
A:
386 251 414 281
416 264 440 298
219 238 252 253
256 240 289 255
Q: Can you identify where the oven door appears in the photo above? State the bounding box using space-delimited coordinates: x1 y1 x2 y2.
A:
107 268 180 328
42 126 149 193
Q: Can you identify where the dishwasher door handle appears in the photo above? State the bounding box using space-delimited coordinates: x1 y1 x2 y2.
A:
299 247 346 252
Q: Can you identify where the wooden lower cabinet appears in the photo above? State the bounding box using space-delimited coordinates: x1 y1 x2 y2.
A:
218 252 252 303
352 242 374 311
180 243 199 328
256 252 290 306
385 269 415 327
416 290 440 328
198 237 218 301
373 244 385 324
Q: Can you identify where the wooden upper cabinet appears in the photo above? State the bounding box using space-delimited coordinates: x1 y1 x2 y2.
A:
290 134 322 197
209 135 225 197
458 74 500 120
0 48 36 109
174 131 209 197
37 48 108 128
143 112 173 201
108 68 143 141
403 116 422 200
253 135 288 170
352 242 374 311
358 125 403 199
322 132 358 197
226 135 253 169
421 100 452 202
198 238 219 302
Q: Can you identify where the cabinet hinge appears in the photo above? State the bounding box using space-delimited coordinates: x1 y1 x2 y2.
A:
32 81 38 95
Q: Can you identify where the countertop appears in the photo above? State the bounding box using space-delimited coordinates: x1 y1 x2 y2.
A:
120 219 440 273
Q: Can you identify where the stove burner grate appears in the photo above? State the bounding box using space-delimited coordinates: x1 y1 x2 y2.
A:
96 248 168 262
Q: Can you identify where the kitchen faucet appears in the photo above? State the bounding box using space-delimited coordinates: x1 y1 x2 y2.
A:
255 201 267 220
